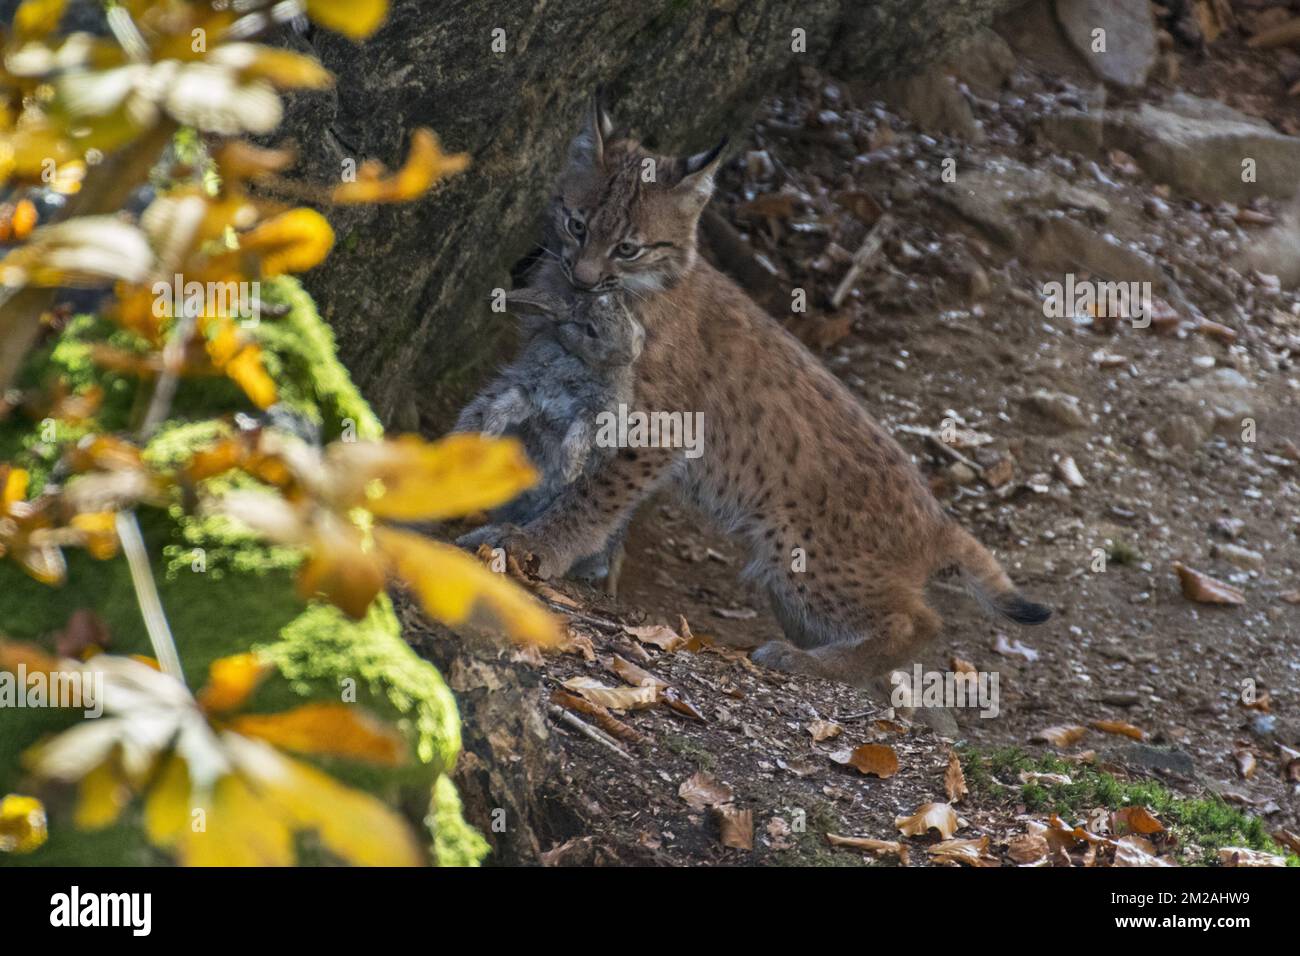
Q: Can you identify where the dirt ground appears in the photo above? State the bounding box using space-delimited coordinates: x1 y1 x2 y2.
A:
444 16 1300 867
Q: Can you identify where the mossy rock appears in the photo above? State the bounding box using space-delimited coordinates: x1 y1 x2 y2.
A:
0 277 487 866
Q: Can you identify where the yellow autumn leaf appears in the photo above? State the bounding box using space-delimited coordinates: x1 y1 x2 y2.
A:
299 513 387 619
224 344 277 410
306 0 389 41
74 760 130 830
0 794 48 853
69 511 118 560
227 703 406 767
224 732 422 867
328 433 537 520
179 773 295 867
240 208 334 276
13 0 67 45
221 46 334 90
331 129 469 204
142 753 191 849
198 652 271 714
2 467 29 508
374 525 561 647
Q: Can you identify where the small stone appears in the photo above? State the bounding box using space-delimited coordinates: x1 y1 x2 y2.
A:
1211 543 1265 571
1023 389 1088 430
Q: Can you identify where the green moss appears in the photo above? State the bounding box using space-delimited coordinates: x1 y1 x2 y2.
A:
960 747 1299 866
0 281 482 866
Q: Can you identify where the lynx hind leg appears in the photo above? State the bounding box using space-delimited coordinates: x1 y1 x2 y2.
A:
480 386 532 436
559 416 592 483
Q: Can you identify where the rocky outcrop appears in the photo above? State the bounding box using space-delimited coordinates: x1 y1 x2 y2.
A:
276 0 1022 429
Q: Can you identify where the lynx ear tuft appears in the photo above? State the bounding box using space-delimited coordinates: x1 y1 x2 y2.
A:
673 135 728 212
567 91 614 172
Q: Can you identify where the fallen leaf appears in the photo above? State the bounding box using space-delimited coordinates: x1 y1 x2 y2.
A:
1234 749 1257 780
806 719 843 742
561 676 657 711
1007 833 1050 865
1033 725 1088 748
826 833 909 864
838 743 899 778
951 656 977 674
945 751 968 803
609 655 668 691
549 689 647 745
712 805 753 850
1173 562 1245 606
1092 719 1145 741
1019 771 1073 786
929 836 998 867
624 623 686 652
1114 835 1175 867
895 803 961 839
1112 806 1165 836
1218 846 1286 867
678 772 734 810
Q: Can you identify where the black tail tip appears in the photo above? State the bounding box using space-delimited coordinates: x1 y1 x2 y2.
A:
996 594 1052 625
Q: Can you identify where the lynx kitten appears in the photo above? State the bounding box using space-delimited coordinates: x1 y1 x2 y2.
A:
485 101 1050 686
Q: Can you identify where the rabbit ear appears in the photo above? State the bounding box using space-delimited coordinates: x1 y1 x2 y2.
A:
505 287 566 315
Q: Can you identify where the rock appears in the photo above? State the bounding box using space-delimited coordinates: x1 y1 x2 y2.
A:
1212 542 1265 571
1169 367 1259 437
1211 517 1245 540
1105 94 1300 202
939 26 1018 96
1022 389 1089 430
933 159 1110 246
1039 108 1105 155
1105 743 1196 778
1054 0 1157 90
881 70 984 142
1237 200 1300 288
948 461 979 485
1158 413 1206 451
271 0 1024 426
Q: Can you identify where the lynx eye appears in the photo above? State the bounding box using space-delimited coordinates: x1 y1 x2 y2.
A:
566 215 586 239
613 241 642 260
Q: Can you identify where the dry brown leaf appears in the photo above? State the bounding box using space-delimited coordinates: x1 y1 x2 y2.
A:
624 623 686 651
1218 846 1287 867
837 743 899 778
1033 725 1088 748
549 689 647 745
895 803 961 839
1112 806 1165 836
1114 835 1176 867
712 804 754 850
929 836 999 867
1271 828 1300 855
806 719 843 742
945 750 968 803
678 772 734 810
1173 562 1245 605
826 833 909 864
609 655 668 691
559 628 596 661
1007 832 1050 865
951 656 977 674
1092 719 1145 741
1019 771 1073 786
561 676 658 711
1234 749 1257 780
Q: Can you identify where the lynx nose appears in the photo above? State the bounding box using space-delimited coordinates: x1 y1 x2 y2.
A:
571 258 603 290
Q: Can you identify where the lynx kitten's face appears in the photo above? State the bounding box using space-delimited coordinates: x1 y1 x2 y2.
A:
547 105 725 296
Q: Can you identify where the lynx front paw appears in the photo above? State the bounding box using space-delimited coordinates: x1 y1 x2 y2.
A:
751 641 823 677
